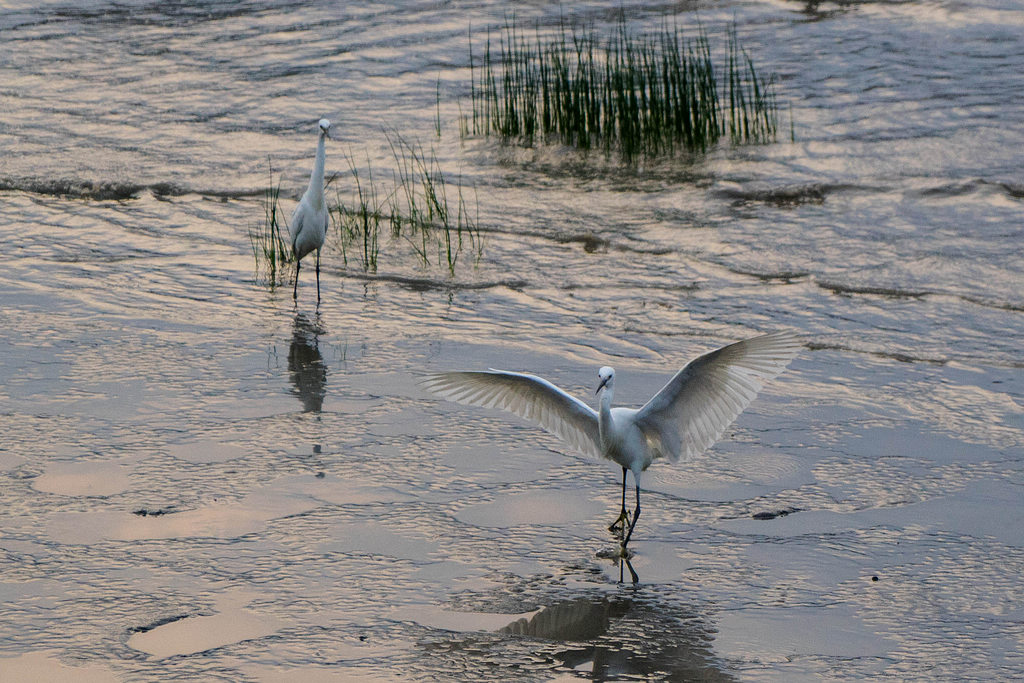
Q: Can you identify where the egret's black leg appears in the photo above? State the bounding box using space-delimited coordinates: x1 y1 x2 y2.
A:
609 467 630 534
293 259 301 300
315 249 321 301
617 556 639 584
622 483 641 549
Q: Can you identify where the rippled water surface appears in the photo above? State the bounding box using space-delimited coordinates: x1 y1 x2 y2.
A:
1 0 1022 680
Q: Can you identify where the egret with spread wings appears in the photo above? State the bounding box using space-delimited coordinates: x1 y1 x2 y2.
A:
420 331 801 553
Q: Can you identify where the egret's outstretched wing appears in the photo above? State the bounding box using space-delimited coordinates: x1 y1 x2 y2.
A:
420 370 602 459
634 332 801 463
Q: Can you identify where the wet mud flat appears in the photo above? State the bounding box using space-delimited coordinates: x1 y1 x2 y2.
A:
1 281 1021 680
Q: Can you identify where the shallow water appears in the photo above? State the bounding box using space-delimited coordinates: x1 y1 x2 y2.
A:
1 0 1022 680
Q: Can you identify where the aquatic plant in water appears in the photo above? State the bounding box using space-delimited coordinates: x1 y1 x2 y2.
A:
332 133 481 275
467 15 779 161
248 164 295 286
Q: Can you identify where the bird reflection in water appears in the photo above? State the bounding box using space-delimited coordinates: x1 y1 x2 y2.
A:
498 595 734 680
500 597 627 641
289 312 327 413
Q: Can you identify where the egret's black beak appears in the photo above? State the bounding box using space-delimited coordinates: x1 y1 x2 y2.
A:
596 376 609 395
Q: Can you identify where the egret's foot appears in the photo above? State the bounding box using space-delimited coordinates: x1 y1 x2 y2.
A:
608 509 631 535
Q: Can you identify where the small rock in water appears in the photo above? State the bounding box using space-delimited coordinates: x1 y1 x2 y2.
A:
128 613 189 633
132 508 169 517
752 506 803 520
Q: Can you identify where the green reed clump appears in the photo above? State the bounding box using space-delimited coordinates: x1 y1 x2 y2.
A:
333 153 382 272
468 15 778 161
725 27 778 145
248 164 294 285
332 135 481 275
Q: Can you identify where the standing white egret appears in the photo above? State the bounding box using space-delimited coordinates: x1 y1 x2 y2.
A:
420 331 801 553
289 118 331 301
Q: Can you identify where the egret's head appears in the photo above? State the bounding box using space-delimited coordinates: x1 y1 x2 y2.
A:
319 118 332 138
596 366 615 394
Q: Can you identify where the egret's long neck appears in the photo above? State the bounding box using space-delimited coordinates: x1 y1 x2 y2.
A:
308 132 327 210
598 386 614 444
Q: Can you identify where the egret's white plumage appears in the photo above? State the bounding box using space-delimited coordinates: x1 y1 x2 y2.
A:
420 331 801 550
289 118 331 301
